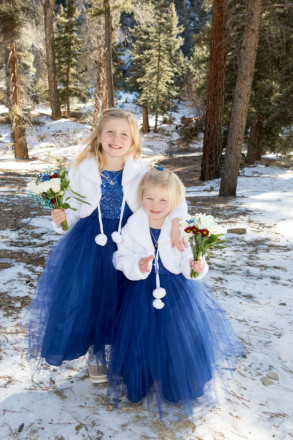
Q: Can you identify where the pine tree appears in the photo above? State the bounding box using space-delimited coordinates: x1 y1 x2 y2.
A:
184 23 210 107
222 1 293 164
133 0 183 131
166 2 184 89
174 0 211 56
246 2 293 160
127 1 156 131
55 0 87 117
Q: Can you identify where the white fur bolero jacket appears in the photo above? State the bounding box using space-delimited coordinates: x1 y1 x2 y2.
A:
53 155 148 233
53 155 188 234
113 208 209 281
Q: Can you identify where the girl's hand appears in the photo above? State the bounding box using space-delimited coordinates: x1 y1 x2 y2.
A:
139 255 154 273
190 259 205 274
171 218 187 251
51 208 66 225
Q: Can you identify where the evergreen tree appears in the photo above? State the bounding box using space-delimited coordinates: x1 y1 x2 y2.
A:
174 0 211 56
222 0 293 163
127 1 156 131
246 1 293 160
132 0 183 131
165 2 184 91
55 0 87 117
183 22 210 108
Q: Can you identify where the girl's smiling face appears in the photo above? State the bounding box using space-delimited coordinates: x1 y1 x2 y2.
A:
100 118 133 162
142 185 171 228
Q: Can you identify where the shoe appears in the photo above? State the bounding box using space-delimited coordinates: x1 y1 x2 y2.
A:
88 365 108 384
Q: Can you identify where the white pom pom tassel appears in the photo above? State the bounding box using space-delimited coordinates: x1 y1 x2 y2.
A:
95 234 107 246
153 298 165 309
152 287 166 299
111 231 122 244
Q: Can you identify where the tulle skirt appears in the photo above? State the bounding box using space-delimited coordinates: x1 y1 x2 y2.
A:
108 272 244 416
23 210 129 368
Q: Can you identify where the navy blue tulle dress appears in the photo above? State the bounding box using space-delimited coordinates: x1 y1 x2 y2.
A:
25 171 132 368
108 228 244 417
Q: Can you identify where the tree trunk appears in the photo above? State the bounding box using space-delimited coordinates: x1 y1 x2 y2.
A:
4 47 12 108
153 118 158 132
94 62 104 127
66 58 71 117
44 0 62 120
94 47 107 126
201 0 229 181
181 0 189 56
153 34 162 133
103 55 109 110
142 105 150 133
9 37 29 159
104 0 114 108
219 0 263 196
247 116 263 164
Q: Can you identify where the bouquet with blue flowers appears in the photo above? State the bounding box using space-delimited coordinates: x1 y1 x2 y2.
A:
27 166 89 231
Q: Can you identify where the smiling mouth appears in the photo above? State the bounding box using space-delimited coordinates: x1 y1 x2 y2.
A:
109 144 122 149
150 210 161 214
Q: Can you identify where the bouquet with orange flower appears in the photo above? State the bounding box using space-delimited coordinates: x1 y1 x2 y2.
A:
180 213 226 278
27 166 89 231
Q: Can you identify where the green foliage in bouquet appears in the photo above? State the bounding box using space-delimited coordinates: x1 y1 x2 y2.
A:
27 166 90 231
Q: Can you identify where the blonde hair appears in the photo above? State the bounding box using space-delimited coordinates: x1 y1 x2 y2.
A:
137 167 185 212
76 108 142 170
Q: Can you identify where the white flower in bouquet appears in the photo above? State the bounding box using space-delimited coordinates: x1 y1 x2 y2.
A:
39 180 51 193
50 178 61 193
27 181 39 195
27 166 90 231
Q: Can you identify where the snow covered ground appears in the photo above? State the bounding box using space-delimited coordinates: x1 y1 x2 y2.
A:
0 99 292 439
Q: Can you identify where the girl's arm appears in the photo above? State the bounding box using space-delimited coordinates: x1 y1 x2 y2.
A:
170 198 189 251
113 226 153 281
171 217 187 251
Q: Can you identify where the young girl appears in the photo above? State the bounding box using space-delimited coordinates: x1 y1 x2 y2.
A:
109 168 244 416
24 109 187 382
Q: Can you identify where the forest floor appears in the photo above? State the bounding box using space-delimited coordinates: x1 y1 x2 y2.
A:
0 100 292 439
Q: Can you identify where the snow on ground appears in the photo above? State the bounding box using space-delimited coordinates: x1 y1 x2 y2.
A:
0 98 292 439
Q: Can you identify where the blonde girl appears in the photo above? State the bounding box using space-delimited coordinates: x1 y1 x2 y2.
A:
109 168 244 416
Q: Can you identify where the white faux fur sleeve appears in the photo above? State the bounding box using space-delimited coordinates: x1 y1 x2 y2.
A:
113 226 152 281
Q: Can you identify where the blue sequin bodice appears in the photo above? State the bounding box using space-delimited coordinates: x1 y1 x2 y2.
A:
100 171 132 219
150 227 172 276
